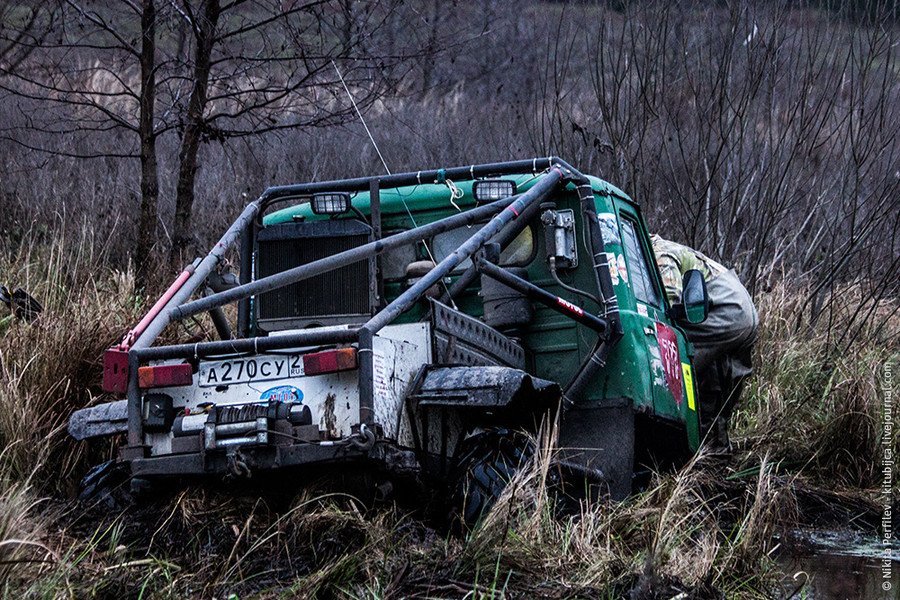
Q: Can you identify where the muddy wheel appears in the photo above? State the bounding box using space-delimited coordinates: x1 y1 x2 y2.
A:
451 429 533 526
78 460 133 509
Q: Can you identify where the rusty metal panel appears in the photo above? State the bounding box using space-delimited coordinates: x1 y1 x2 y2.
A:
429 299 525 369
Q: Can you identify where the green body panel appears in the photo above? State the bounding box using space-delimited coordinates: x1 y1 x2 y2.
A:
598 196 701 450
262 174 628 226
260 172 700 451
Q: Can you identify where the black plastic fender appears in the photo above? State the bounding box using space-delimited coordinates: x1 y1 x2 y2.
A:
404 365 561 477
406 365 561 410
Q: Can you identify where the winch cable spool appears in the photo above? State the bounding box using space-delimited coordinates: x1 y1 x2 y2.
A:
333 60 455 306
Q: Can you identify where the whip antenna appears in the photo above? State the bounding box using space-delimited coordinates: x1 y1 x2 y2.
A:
332 60 391 175
332 61 458 306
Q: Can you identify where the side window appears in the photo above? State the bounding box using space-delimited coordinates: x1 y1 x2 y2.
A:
432 224 535 272
620 218 661 308
381 234 416 280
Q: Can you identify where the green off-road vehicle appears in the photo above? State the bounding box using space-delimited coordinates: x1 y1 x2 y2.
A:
70 158 710 518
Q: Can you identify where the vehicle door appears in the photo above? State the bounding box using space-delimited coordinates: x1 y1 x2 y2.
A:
605 200 701 449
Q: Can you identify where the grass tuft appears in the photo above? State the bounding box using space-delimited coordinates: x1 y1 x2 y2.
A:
734 280 900 489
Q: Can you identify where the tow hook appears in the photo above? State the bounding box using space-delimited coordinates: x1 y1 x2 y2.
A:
351 424 376 452
226 448 252 479
374 480 393 502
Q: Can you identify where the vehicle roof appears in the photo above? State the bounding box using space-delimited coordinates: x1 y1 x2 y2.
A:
263 172 632 225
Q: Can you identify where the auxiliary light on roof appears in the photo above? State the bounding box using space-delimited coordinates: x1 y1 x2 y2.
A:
311 192 352 215
472 179 517 202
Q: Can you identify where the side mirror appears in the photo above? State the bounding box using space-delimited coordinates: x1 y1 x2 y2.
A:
667 269 709 324
680 269 710 324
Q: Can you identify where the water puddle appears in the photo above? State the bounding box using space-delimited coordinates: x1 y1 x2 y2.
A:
777 529 898 599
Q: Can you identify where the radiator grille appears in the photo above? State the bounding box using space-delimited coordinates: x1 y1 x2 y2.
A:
257 231 370 322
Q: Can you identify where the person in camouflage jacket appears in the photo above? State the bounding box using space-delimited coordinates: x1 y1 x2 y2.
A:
650 235 759 451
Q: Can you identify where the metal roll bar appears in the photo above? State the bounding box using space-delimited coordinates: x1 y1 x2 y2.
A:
119 157 625 454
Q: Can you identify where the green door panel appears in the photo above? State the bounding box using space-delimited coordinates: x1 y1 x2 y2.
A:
610 199 700 450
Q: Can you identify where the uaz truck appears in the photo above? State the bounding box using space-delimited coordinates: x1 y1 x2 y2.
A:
70 158 710 513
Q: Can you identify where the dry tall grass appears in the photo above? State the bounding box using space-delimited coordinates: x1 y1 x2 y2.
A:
0 2 895 596
0 222 143 592
0 220 141 489
734 280 900 489
0 246 890 598
0 224 893 597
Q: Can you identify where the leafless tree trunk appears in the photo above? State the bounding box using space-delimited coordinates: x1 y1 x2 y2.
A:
137 0 160 287
171 0 221 271
0 0 430 282
420 0 443 97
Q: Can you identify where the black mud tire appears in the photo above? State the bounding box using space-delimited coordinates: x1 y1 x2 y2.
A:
78 459 134 510
451 430 534 527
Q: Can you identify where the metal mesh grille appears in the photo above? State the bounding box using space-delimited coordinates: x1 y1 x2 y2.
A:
257 234 370 320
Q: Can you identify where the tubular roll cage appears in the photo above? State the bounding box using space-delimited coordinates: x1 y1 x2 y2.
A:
119 157 623 459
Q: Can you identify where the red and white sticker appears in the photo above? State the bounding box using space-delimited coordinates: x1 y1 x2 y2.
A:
607 252 619 285
557 297 584 316
617 254 629 284
656 322 683 407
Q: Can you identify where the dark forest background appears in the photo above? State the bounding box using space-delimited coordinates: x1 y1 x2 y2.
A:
2 1 897 327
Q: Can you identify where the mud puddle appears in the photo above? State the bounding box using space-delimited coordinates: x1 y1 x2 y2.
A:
776 529 898 599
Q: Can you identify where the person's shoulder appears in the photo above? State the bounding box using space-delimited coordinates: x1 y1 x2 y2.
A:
649 233 670 250
651 235 685 257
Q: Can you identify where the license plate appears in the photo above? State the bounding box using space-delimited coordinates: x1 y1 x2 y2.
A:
198 354 303 387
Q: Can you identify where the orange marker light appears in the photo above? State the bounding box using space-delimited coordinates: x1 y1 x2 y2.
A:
138 363 193 388
302 348 358 376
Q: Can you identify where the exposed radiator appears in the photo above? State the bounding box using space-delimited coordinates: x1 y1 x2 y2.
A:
256 220 372 329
